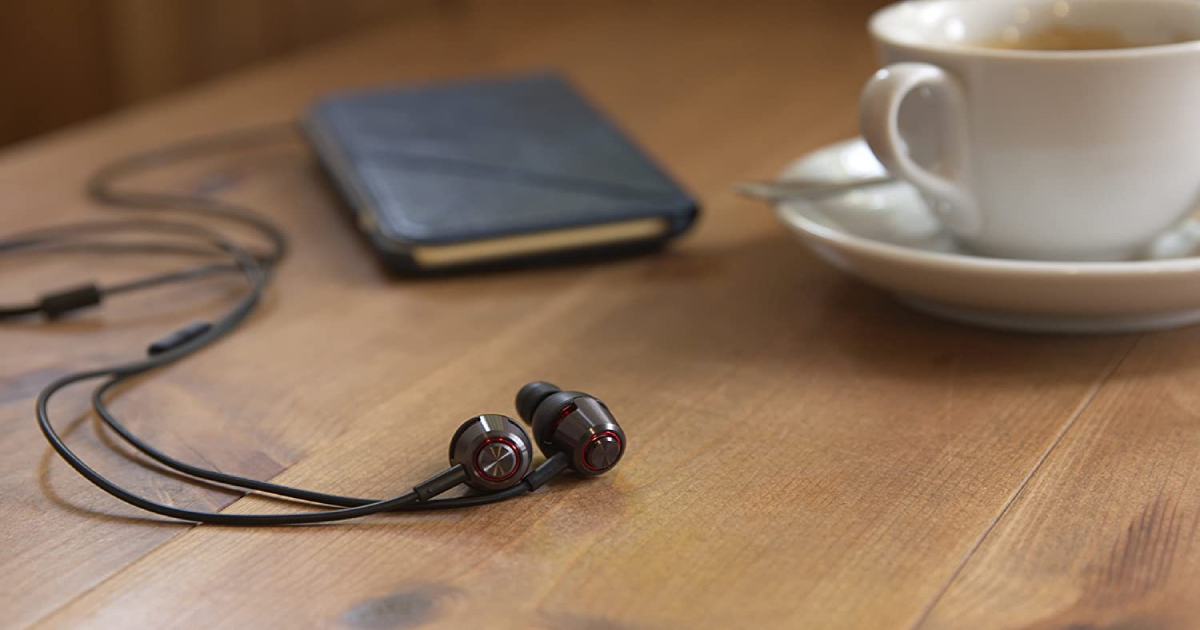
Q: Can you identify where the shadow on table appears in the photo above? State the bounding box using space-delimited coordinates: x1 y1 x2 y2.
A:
587 229 1177 383
36 401 592 531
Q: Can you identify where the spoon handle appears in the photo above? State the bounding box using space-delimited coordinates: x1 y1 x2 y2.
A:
734 176 896 202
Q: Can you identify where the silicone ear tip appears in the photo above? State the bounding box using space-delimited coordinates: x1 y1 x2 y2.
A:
516 381 560 424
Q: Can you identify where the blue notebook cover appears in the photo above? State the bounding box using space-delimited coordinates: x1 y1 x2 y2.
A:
303 71 698 272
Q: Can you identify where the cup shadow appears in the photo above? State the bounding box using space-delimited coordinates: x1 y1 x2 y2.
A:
600 230 1167 383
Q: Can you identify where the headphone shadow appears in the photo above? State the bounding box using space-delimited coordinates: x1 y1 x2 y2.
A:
37 385 588 531
37 410 191 528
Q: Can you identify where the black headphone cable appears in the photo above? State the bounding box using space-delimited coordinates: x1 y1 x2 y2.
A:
14 124 551 525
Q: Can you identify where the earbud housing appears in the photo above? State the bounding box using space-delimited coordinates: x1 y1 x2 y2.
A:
449 414 533 491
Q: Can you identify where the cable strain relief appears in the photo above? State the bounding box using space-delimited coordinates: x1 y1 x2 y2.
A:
147 321 213 356
39 283 102 318
413 465 469 502
523 452 570 491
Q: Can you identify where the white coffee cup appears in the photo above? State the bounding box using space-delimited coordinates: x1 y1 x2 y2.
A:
860 0 1200 261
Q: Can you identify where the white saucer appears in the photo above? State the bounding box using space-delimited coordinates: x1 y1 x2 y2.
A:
774 138 1200 333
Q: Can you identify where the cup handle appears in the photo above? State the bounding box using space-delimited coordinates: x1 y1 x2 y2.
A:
859 62 980 235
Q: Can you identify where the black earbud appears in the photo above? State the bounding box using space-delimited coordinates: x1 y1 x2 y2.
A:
448 414 533 492
516 381 626 476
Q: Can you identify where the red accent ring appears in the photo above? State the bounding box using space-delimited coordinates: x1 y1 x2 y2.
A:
473 437 521 482
555 403 577 429
582 430 623 471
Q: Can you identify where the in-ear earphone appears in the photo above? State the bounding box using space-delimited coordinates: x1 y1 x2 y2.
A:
8 124 629 526
518 381 626 475
39 377 624 525
448 414 533 492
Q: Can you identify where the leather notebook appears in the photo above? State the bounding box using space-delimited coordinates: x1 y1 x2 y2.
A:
303 71 699 274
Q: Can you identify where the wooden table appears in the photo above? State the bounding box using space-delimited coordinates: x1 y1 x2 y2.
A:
3 2 1198 628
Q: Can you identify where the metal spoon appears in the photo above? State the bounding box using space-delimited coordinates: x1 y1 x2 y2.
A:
734 175 896 202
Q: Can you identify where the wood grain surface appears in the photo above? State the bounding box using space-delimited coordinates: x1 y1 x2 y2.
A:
1 2 1194 629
